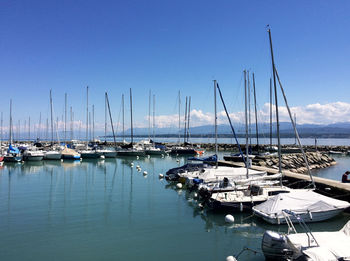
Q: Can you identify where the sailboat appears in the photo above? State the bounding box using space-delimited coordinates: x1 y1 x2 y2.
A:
117 88 146 157
145 93 167 156
4 100 22 163
43 89 62 160
170 93 200 156
80 86 103 159
96 92 117 158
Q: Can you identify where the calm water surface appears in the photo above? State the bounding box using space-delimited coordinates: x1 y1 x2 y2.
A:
0 154 349 261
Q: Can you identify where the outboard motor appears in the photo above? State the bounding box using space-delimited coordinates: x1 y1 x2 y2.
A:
222 177 229 188
262 231 293 260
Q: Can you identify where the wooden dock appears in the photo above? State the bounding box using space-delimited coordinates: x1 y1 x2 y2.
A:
218 160 350 202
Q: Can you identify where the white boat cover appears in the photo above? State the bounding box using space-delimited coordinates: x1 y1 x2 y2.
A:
253 190 350 219
287 220 350 261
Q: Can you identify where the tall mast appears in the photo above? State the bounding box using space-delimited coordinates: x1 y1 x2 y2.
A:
9 100 12 144
89 112 92 142
187 96 191 142
244 70 249 178
248 71 251 147
86 86 89 147
50 90 54 144
269 78 272 147
64 93 67 143
18 120 20 141
46 118 49 141
153 94 155 141
70 106 73 141
105 92 117 145
268 27 282 184
105 94 107 142
253 73 259 151
28 116 30 142
178 91 181 143
38 112 41 140
148 90 151 141
122 94 125 142
92 104 95 141
214 80 218 168
130 88 133 144
184 96 188 144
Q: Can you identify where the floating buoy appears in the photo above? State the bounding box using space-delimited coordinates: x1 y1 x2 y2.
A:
136 165 140 169
159 173 164 178
240 202 243 212
130 163 134 167
226 256 237 261
225 214 235 223
100 155 105 159
176 183 182 189
61 159 63 162
176 159 180 163
147 155 150 158
193 193 198 198
143 171 147 175
136 156 139 159
198 203 204 209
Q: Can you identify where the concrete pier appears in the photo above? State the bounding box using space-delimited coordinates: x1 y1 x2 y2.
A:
218 160 350 203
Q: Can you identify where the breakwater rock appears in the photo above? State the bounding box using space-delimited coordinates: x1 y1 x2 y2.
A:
252 152 336 174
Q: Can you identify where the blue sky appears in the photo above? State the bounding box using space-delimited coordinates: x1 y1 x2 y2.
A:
0 0 349 133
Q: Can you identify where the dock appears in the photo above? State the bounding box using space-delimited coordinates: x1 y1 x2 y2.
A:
218 160 350 202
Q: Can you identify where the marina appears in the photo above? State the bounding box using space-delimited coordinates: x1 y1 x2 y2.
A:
0 147 349 260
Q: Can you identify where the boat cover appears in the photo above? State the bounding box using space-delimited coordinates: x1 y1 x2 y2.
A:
287 220 350 260
8 145 20 154
253 190 350 219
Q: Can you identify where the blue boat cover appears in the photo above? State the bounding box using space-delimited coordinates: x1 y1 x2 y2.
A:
8 145 20 154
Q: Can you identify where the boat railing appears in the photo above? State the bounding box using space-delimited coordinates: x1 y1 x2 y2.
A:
282 209 319 248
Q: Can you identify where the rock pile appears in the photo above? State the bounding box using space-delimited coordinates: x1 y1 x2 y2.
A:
253 152 336 174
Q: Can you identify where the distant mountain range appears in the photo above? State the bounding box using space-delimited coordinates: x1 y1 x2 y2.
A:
112 122 350 138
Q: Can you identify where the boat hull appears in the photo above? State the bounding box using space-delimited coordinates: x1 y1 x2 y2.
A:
255 208 346 224
80 152 101 159
101 151 117 158
23 155 44 161
4 155 22 162
117 150 146 157
170 149 197 155
44 153 62 160
62 155 81 160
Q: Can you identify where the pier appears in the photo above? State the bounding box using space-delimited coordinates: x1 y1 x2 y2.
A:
219 160 350 203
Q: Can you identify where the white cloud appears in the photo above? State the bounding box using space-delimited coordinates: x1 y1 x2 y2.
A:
149 101 350 128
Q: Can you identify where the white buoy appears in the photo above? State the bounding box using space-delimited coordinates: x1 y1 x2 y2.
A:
159 173 164 178
136 165 140 169
176 183 182 189
143 171 147 175
225 214 235 223
136 156 139 159
198 203 204 209
100 155 105 159
130 163 134 167
226 256 237 261
176 159 180 163
193 193 198 198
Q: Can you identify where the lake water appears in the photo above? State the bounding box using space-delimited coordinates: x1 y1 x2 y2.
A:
0 154 349 261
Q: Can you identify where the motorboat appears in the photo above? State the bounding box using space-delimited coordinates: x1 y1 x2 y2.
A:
61 146 80 160
23 150 44 161
262 210 350 260
165 163 214 181
252 190 350 224
96 147 117 158
80 150 104 159
207 183 293 211
44 150 62 160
